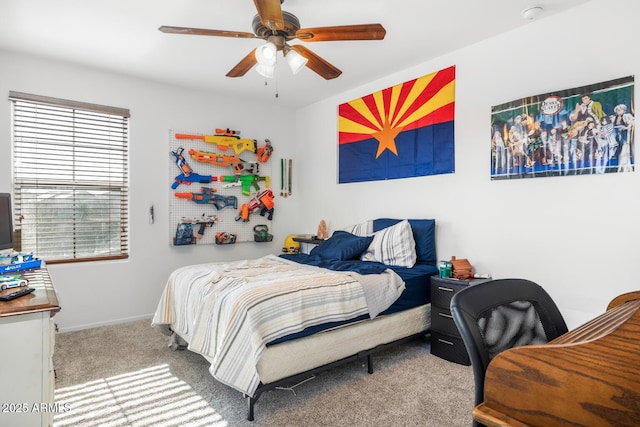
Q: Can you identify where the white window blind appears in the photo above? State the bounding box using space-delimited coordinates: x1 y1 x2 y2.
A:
9 91 130 263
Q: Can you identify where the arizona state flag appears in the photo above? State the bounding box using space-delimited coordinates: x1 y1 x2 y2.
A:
338 66 455 183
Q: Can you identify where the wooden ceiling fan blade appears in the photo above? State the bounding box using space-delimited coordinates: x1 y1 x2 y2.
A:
226 49 258 77
296 24 386 42
159 25 256 39
253 0 284 31
290 45 342 80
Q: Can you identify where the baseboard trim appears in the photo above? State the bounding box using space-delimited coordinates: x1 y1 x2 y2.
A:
57 314 154 333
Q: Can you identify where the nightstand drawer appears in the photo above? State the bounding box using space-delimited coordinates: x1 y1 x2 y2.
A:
431 280 469 308
431 331 470 365
431 306 459 336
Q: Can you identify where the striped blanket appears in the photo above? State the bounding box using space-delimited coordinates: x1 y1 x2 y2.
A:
152 255 405 396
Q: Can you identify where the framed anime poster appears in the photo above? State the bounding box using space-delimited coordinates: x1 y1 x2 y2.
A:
338 65 455 184
491 75 634 180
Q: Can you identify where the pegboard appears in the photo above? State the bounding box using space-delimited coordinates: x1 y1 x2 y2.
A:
168 129 275 246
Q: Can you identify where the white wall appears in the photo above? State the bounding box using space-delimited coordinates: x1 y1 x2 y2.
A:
294 0 640 329
0 51 300 331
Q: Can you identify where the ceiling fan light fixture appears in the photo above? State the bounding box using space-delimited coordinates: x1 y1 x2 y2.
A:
285 49 308 75
161 4 385 80
256 63 275 79
255 42 277 66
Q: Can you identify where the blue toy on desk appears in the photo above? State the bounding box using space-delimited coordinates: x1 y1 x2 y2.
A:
0 252 42 274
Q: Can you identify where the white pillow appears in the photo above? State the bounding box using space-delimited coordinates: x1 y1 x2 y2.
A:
360 219 417 267
343 220 373 237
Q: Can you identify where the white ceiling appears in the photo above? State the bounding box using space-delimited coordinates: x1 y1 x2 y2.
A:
0 0 591 109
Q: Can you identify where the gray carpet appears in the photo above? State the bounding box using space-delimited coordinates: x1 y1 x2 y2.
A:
52 318 475 427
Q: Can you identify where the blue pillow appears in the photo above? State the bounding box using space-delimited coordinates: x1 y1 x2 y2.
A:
373 218 436 264
310 231 374 261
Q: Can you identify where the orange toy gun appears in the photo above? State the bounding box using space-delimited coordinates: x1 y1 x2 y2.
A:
188 148 259 175
249 189 275 220
235 188 275 222
175 130 256 155
215 232 237 244
256 139 273 163
235 203 250 222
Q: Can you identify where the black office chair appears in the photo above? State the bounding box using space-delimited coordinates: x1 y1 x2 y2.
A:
450 279 568 425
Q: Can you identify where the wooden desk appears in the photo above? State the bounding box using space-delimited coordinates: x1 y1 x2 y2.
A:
473 291 640 427
0 266 60 427
0 267 60 317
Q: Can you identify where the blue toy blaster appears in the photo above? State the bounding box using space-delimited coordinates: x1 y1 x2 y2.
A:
170 147 217 189
172 172 217 190
174 187 238 210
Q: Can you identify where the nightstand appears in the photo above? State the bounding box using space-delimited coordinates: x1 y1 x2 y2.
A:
292 236 324 245
292 235 324 254
430 276 489 365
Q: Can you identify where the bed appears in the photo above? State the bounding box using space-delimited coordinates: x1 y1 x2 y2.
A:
152 218 438 420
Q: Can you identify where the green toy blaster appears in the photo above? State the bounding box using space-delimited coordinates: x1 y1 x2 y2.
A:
219 174 270 196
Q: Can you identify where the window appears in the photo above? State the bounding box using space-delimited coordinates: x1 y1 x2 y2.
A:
9 92 129 263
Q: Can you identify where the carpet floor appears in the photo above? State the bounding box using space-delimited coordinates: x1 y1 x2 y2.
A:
52 318 475 427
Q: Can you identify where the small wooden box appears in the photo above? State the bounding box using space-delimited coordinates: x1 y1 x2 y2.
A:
450 256 472 279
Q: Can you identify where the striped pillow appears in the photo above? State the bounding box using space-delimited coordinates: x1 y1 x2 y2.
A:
343 220 373 236
360 219 416 267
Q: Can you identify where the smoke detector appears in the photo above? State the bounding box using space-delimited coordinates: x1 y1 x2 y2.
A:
522 6 544 20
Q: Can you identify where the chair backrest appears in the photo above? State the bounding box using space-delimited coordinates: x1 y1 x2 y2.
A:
450 278 568 408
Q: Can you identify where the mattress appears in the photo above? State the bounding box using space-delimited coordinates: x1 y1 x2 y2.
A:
267 261 436 345
195 303 431 385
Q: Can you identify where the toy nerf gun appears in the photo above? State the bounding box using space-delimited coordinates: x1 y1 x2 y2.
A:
174 187 238 210
256 139 273 163
171 147 192 176
188 148 259 175
175 128 256 155
179 214 218 239
172 172 218 190
170 147 217 189
219 174 270 196
174 223 196 245
235 188 275 222
253 224 273 242
215 232 237 245
250 188 275 220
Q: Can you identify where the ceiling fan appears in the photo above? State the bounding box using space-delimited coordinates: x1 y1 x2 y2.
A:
159 0 386 80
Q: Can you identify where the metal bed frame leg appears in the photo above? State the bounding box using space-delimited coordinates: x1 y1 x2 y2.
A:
367 354 374 374
247 395 256 421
